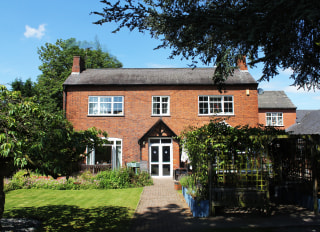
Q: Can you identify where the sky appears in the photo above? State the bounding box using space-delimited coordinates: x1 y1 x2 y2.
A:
0 0 319 110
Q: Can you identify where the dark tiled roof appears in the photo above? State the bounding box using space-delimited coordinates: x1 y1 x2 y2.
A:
63 68 257 86
258 91 296 109
286 110 320 135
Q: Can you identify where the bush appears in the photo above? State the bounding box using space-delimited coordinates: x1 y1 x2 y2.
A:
96 168 132 189
4 168 153 192
179 175 193 188
131 171 153 187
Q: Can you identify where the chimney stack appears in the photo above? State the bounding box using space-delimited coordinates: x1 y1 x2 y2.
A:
237 56 248 71
72 56 81 74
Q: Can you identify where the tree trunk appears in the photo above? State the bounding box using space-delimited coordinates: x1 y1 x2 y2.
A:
0 175 5 230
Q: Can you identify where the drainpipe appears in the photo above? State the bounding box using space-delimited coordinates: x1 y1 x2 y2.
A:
63 85 67 118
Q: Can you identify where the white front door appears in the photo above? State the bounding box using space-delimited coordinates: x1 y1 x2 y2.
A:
149 138 172 177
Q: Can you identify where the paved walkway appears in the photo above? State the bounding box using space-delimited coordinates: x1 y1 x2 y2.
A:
129 178 320 232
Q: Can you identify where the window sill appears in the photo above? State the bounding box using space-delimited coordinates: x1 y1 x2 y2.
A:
87 114 125 117
151 115 171 117
198 114 235 117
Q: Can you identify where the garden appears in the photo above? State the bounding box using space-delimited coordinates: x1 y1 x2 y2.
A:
3 169 153 231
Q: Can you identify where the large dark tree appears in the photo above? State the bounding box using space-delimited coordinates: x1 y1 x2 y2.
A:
0 85 107 228
93 0 320 89
36 38 123 112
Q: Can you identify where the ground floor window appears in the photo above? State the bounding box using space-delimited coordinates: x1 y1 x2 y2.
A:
87 138 122 170
266 112 283 126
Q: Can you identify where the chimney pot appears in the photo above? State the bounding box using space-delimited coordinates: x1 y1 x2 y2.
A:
72 56 81 74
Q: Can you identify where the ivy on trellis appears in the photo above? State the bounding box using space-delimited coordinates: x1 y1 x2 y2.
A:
179 119 287 200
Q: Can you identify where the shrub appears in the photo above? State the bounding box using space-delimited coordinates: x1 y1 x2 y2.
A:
179 175 193 188
96 168 132 189
4 168 153 192
131 171 153 187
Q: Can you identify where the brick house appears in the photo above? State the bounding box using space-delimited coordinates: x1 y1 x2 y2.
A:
63 56 260 177
258 90 297 129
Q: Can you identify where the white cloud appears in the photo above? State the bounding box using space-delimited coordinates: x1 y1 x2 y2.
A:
283 85 307 93
279 68 294 75
24 24 46 39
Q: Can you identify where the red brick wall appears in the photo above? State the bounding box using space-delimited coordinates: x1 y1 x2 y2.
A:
258 109 297 129
64 84 258 168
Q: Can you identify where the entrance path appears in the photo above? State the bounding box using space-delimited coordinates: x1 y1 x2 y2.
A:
129 178 320 232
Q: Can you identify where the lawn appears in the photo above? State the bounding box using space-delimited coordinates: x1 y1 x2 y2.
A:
3 188 143 231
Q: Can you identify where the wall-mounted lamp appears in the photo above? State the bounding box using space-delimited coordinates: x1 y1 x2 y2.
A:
246 89 250 96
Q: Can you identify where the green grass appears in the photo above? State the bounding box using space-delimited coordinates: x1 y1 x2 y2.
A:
4 188 143 232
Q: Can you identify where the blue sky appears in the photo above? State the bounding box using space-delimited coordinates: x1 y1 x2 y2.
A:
0 0 319 110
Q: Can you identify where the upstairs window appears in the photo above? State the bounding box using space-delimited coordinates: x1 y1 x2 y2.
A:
88 96 124 116
266 112 283 126
152 96 170 116
199 95 234 115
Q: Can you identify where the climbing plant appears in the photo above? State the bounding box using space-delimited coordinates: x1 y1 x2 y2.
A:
179 119 287 199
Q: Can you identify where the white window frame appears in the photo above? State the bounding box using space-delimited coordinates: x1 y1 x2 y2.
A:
266 112 283 126
87 138 122 170
198 95 234 115
152 96 170 116
88 96 124 116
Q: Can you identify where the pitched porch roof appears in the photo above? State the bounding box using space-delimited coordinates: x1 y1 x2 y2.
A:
138 119 178 145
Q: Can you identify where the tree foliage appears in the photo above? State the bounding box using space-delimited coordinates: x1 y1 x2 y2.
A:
0 85 107 224
93 0 320 90
10 78 36 98
36 38 123 112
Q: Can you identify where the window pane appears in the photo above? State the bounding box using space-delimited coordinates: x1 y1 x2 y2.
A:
199 102 208 114
162 146 170 162
162 164 170 176
100 97 112 103
100 103 108 114
224 102 233 113
114 96 122 102
89 103 98 114
100 103 112 114
95 146 112 164
151 165 159 176
199 96 208 101
89 96 98 103
150 139 160 144
161 139 171 143
153 97 160 102
224 96 232 101
113 103 123 114
151 147 159 162
153 103 160 114
162 103 168 114
162 97 168 102
212 102 222 113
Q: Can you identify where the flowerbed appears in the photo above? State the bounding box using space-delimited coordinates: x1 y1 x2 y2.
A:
4 169 153 192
